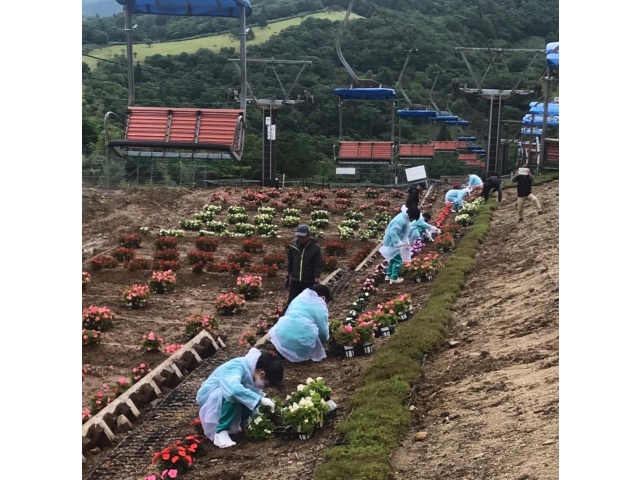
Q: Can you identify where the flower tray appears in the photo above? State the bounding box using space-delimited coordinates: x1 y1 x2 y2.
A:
413 275 433 284
126 300 146 309
272 425 299 441
374 324 397 338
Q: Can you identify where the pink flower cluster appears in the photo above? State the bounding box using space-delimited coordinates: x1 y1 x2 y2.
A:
82 408 92 424
123 284 151 302
239 330 258 347
82 329 104 346
82 271 91 285
82 305 116 331
131 362 153 383
237 275 263 300
141 332 164 352
362 278 378 293
214 292 246 312
165 344 183 354
152 270 177 284
146 469 179 480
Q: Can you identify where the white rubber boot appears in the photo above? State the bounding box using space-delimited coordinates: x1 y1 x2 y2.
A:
213 431 236 448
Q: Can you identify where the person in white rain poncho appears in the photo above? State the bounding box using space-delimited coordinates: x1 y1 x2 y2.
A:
465 173 483 191
196 348 283 448
269 284 333 363
380 206 421 284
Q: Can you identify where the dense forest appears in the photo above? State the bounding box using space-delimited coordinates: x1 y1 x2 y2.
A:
82 0 558 181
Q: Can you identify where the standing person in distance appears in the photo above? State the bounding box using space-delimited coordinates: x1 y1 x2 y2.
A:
380 206 421 284
284 224 323 306
511 166 543 222
482 175 503 204
403 181 427 212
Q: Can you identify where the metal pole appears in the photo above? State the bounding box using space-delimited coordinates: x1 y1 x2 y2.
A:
239 6 247 112
391 99 395 144
338 97 343 141
538 74 552 173
124 3 135 106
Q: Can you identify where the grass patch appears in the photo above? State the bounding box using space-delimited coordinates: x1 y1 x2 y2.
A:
83 11 361 69
313 200 497 480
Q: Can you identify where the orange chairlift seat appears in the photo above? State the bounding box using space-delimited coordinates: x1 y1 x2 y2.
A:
397 144 435 159
433 141 459 152
458 153 477 162
334 141 394 164
106 107 246 161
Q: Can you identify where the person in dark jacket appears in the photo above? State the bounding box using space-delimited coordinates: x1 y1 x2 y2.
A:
405 181 427 209
481 176 503 204
511 167 543 222
285 224 323 305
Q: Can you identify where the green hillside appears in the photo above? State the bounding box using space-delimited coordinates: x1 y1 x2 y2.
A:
83 11 360 69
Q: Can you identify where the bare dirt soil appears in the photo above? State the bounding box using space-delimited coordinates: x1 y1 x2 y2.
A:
82 185 449 478
391 181 559 480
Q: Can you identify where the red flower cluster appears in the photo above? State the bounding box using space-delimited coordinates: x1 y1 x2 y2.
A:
125 258 151 271
326 241 347 256
151 441 194 473
390 189 405 199
187 250 214 265
323 256 338 271
241 190 270 205
195 236 219 252
334 198 352 208
113 247 137 262
210 191 231 204
153 260 181 271
375 198 391 207
249 264 279 277
306 196 324 207
242 238 265 253
118 234 143 249
263 251 286 267
206 262 241 274
348 245 374 271
434 203 453 227
90 255 118 270
154 249 180 261
227 251 252 266
155 236 178 250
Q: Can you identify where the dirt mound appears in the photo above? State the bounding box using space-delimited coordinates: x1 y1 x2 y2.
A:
391 181 559 480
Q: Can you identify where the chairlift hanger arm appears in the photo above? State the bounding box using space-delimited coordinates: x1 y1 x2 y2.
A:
395 49 416 108
336 0 360 85
429 72 441 113
511 51 540 92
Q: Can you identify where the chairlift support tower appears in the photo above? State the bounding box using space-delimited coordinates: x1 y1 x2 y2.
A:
454 47 544 177
229 58 313 187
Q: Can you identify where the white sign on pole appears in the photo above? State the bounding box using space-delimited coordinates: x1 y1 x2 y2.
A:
336 167 356 175
405 165 427 183
265 117 271 126
267 125 276 140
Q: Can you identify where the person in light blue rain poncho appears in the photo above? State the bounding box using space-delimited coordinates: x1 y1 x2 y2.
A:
466 174 483 190
444 188 468 212
379 206 421 284
268 284 333 363
409 211 441 243
196 347 283 448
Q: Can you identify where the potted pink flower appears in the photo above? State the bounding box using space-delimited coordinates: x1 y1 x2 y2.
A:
140 332 163 352
122 284 151 309
237 275 263 300
82 305 116 331
149 270 177 294
130 363 153 383
82 271 91 291
213 292 246 316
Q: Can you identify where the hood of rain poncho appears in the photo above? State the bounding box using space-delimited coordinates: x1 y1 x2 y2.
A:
409 214 436 243
195 347 263 440
467 174 483 187
380 212 412 263
269 289 329 363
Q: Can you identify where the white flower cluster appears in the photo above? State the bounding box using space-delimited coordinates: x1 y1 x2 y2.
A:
258 224 279 237
158 229 184 237
338 226 355 239
139 226 150 235
310 210 330 220
282 216 301 228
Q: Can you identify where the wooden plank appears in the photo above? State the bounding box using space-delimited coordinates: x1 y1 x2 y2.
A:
82 330 221 437
355 244 382 272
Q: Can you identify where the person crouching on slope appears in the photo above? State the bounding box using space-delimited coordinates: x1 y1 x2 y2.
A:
196 348 283 448
409 210 441 243
380 206 421 284
268 284 333 363
444 188 468 213
466 173 483 192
